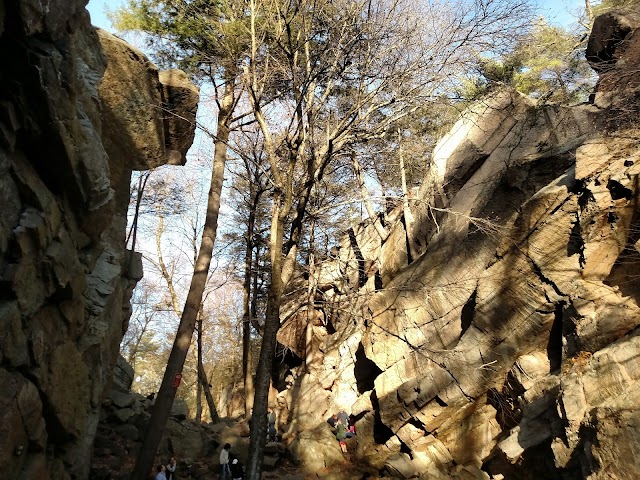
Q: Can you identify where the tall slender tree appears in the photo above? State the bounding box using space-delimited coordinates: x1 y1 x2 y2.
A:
112 1 252 477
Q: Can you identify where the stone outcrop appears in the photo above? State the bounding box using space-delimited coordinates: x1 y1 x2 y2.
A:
275 12 640 480
0 2 198 479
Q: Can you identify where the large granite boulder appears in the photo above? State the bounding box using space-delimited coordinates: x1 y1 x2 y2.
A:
586 11 640 109
0 2 198 479
275 12 640 480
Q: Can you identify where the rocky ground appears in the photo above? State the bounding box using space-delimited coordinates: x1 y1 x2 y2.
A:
90 384 373 480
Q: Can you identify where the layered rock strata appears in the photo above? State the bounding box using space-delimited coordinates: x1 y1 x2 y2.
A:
0 2 198 479
276 12 640 480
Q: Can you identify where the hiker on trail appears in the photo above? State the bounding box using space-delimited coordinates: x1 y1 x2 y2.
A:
155 464 167 480
267 407 277 442
336 417 348 453
166 457 177 480
230 458 244 480
219 443 232 480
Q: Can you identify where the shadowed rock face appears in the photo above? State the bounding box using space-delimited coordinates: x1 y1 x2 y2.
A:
0 2 198 479
276 13 640 480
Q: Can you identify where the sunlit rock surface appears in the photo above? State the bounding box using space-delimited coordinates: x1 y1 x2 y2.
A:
277 12 640 480
0 2 198 479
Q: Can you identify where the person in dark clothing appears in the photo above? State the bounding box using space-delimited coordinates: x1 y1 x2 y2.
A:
166 457 177 480
337 411 349 425
267 407 277 442
327 412 339 428
337 411 355 437
230 458 244 480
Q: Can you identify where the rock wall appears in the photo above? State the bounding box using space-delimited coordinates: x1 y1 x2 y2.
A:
0 2 198 479
277 12 640 480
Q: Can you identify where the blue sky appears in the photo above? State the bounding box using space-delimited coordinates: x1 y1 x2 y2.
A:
87 0 586 32
86 0 123 31
538 0 586 26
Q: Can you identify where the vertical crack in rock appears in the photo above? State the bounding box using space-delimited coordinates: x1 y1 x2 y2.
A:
460 288 477 338
547 302 565 372
567 214 586 268
371 390 394 444
400 213 413 265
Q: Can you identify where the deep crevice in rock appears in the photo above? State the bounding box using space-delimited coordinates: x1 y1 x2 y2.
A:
399 440 413 458
607 179 632 200
561 302 581 358
371 391 394 445
484 439 576 480
434 395 448 407
527 255 564 299
272 343 302 391
325 316 337 335
487 388 520 430
547 302 565 373
407 416 428 432
374 270 383 291
400 214 413 265
460 289 477 338
567 217 586 268
354 342 383 394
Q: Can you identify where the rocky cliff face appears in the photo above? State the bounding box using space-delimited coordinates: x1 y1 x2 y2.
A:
276 12 640 480
0 2 198 479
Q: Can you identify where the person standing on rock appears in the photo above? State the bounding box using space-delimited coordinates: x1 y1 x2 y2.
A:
166 457 177 480
219 443 232 480
155 464 167 480
337 410 349 427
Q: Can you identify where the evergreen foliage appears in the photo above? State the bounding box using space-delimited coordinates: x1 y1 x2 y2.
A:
460 18 596 103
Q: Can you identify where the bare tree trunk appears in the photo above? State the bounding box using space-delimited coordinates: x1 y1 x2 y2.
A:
196 311 203 422
155 217 182 316
125 316 152 370
305 216 318 369
132 75 234 480
245 206 285 480
127 171 150 274
398 131 419 262
585 0 594 24
126 171 150 250
198 361 219 422
242 195 257 416
250 242 263 335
